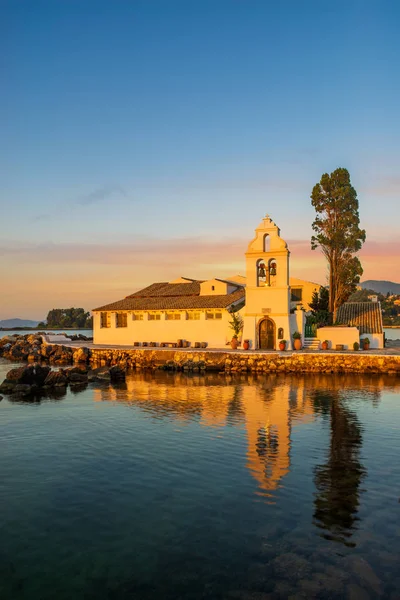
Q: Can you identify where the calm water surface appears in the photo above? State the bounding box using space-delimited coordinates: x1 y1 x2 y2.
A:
384 327 400 341
0 329 92 339
1 360 399 599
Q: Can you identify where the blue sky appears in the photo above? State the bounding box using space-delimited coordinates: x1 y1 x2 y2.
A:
1 0 399 318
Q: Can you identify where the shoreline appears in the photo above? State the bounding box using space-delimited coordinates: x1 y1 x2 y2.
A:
1 333 400 375
0 328 93 331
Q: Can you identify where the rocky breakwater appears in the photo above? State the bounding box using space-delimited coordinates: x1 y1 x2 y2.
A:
223 352 400 375
0 364 89 398
0 363 126 399
0 333 91 366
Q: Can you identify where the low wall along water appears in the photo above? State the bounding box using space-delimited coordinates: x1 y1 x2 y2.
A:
1 334 399 375
90 348 400 375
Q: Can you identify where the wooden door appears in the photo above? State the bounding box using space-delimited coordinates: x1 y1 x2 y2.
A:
259 318 275 350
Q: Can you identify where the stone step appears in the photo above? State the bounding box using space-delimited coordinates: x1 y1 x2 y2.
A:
303 338 320 349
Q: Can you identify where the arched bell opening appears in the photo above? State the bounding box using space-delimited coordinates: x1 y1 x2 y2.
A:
257 258 267 287
268 258 277 280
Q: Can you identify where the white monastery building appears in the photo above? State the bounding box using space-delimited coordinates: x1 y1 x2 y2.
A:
93 215 384 350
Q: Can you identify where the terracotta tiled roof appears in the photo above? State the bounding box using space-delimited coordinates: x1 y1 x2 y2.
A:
126 281 202 298
93 281 245 312
336 302 383 334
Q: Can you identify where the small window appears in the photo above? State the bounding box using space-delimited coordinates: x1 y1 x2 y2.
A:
148 313 161 321
133 313 143 320
291 288 303 302
100 312 110 328
116 313 127 328
206 311 222 320
166 313 181 320
211 285 215 291
187 312 201 320
278 327 284 339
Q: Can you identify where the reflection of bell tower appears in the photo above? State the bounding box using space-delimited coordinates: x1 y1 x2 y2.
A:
242 215 292 350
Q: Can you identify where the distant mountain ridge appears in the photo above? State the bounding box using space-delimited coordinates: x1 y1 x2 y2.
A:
0 318 40 328
361 280 400 295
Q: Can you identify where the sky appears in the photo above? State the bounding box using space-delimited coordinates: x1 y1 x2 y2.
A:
1 0 399 320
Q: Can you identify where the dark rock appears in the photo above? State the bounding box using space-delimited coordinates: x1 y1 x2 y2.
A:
0 395 3 401
69 372 88 383
5 366 27 383
13 383 35 396
0 381 16 393
87 367 109 382
96 371 111 382
2 364 50 389
349 557 382 596
66 366 88 375
33 365 51 385
109 365 126 382
43 370 68 387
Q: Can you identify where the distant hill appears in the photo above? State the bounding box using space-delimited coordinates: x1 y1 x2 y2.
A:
361 280 400 295
0 318 40 329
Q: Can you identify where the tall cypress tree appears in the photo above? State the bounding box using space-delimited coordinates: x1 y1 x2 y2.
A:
311 168 366 320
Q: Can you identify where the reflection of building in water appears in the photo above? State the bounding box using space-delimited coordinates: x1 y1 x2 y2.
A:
241 379 315 494
93 373 315 494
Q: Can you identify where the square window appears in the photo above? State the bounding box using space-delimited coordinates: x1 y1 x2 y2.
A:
100 312 110 328
148 313 161 320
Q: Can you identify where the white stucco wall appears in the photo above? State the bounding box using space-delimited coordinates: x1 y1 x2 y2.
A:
360 333 384 349
200 279 238 295
317 326 359 350
93 310 234 349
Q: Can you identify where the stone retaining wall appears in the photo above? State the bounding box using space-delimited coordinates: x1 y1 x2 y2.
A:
1 334 400 375
90 348 400 375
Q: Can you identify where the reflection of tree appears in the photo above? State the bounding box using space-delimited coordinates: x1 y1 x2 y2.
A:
313 397 366 547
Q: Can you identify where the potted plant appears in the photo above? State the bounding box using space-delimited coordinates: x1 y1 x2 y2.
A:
243 339 250 350
363 337 370 350
279 339 286 351
292 331 302 350
229 310 243 350
321 340 329 350
353 341 360 351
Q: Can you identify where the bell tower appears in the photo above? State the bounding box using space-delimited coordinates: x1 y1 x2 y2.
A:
242 215 292 350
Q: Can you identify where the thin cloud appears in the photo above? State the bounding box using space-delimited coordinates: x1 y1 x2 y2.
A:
32 184 128 221
77 184 127 206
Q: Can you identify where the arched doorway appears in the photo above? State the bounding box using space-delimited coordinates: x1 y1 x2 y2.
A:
259 318 275 350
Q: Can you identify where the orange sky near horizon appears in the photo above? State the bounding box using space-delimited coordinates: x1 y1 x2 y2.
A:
1 236 399 320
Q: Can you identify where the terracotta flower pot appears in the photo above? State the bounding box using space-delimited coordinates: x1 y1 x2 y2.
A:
279 341 286 351
321 341 328 350
243 340 250 350
231 338 238 350
294 339 302 351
